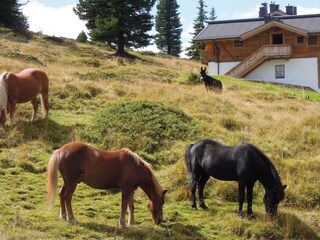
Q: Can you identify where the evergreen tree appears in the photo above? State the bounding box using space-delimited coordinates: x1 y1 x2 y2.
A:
0 0 29 31
76 31 88 42
154 0 182 57
186 0 210 60
74 0 156 57
208 6 217 21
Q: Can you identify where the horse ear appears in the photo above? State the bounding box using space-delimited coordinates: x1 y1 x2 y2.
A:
283 185 287 190
200 67 203 71
163 189 168 196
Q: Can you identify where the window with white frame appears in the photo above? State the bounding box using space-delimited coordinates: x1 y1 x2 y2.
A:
275 65 285 78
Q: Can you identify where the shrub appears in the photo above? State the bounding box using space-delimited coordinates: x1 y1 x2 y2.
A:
186 72 201 85
76 31 88 43
81 101 200 153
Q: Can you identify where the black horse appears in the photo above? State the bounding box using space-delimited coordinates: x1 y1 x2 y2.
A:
200 67 223 93
185 139 286 218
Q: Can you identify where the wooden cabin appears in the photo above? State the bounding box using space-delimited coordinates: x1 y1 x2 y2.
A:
194 3 320 92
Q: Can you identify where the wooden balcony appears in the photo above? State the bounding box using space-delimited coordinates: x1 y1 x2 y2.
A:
226 44 292 78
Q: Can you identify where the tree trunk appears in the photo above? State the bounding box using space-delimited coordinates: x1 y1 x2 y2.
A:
115 31 126 57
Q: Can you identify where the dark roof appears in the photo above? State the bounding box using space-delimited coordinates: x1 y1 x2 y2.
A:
194 14 320 41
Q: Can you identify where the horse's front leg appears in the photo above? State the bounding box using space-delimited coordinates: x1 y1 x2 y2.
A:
238 181 246 218
128 192 135 225
119 189 131 227
8 101 16 126
246 181 255 219
31 98 38 121
0 109 6 127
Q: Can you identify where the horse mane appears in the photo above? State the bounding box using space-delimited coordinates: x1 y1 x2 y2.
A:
0 72 8 110
248 143 282 184
122 148 164 196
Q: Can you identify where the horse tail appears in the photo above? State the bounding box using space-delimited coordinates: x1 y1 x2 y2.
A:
47 149 60 209
184 144 194 174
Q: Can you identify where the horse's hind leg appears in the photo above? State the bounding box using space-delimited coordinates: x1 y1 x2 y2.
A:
190 174 201 210
31 98 38 121
64 182 78 224
40 93 49 119
198 173 210 209
59 184 67 220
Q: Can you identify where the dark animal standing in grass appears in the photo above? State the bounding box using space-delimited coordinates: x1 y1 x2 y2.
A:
47 141 167 227
0 68 49 126
185 139 286 218
200 67 223 93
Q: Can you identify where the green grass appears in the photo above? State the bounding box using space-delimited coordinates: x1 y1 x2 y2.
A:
0 28 319 239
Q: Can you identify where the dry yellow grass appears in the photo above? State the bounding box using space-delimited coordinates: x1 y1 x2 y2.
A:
0 29 319 239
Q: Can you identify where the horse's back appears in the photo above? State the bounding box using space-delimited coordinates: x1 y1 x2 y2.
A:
5 68 49 102
190 139 245 181
58 142 140 189
17 68 49 88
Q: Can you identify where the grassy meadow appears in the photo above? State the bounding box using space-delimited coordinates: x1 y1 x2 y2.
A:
0 28 319 239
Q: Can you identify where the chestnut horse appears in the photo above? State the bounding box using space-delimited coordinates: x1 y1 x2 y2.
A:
0 68 49 126
47 142 167 226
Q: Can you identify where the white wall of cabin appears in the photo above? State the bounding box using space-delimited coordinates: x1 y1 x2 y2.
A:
208 58 319 92
208 62 239 75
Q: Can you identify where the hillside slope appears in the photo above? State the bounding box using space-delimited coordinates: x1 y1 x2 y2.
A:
0 29 319 239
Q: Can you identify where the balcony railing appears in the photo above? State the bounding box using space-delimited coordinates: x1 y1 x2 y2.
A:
226 44 292 78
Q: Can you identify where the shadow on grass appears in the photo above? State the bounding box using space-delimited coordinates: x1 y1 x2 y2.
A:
0 118 80 149
120 222 207 240
79 221 115 234
277 212 319 240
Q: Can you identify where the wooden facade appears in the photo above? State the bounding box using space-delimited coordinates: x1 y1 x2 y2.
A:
195 10 320 90
200 29 320 65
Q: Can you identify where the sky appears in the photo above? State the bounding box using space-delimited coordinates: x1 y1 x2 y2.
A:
21 0 320 57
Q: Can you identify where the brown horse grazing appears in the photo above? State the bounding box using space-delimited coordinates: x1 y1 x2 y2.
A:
0 68 49 126
47 142 167 226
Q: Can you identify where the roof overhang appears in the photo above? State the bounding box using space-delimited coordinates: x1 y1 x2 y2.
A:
240 20 308 40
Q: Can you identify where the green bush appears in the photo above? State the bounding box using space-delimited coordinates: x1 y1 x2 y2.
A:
81 101 200 153
76 31 88 43
186 72 201 85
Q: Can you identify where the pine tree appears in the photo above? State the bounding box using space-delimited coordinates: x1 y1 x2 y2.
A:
209 6 217 21
154 0 182 57
76 31 88 43
186 0 209 60
0 0 29 31
74 0 156 57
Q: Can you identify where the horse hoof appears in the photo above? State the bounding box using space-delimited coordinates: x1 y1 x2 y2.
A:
248 214 256 220
192 207 198 211
200 204 208 210
238 211 245 218
68 218 78 224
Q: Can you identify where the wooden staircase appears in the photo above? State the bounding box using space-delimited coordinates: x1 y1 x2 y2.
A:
226 44 292 78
